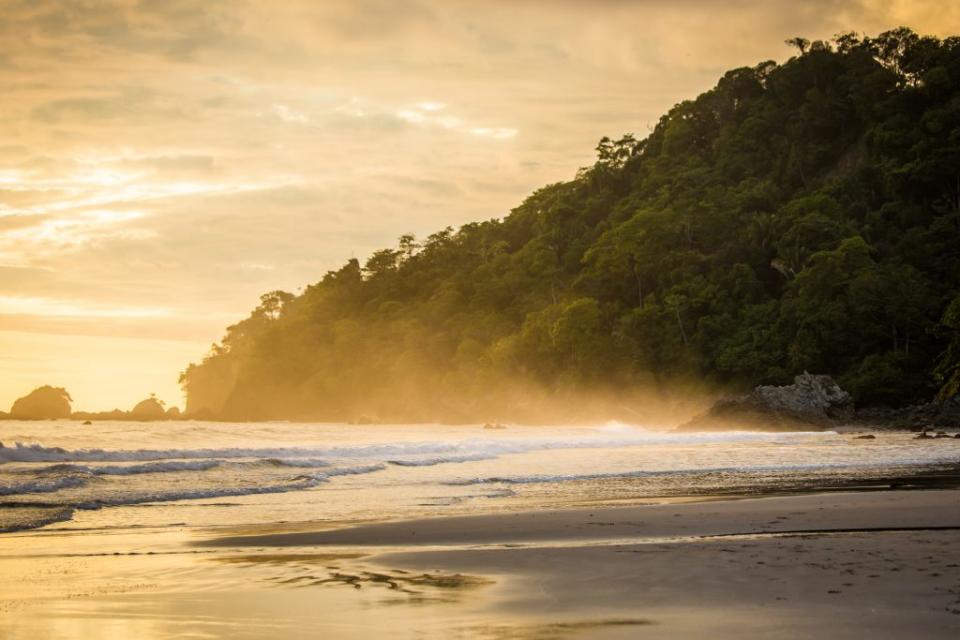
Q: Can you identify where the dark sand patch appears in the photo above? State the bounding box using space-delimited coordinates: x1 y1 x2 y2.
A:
458 618 656 640
200 489 960 548
214 552 365 565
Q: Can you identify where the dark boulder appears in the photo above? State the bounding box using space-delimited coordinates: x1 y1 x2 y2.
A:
679 374 854 431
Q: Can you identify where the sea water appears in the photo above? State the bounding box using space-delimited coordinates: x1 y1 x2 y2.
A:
1 420 958 533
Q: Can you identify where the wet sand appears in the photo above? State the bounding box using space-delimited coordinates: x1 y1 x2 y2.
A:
207 488 960 547
205 489 960 638
1 490 959 639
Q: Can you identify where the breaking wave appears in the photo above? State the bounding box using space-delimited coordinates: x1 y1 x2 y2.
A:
0 429 820 464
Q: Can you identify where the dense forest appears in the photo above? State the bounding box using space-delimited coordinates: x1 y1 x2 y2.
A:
181 28 960 423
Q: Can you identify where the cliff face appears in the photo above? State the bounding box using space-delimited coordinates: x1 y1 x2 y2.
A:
10 386 72 419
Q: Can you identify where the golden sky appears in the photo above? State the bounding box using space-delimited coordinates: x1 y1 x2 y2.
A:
2 0 960 412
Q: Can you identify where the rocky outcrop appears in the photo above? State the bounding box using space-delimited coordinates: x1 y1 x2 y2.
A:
130 397 167 421
10 386 72 419
680 374 854 431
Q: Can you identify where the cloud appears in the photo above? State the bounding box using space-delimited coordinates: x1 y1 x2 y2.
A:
393 102 516 138
271 104 310 124
0 295 171 319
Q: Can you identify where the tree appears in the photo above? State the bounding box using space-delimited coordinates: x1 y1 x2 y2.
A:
785 37 811 54
934 295 960 400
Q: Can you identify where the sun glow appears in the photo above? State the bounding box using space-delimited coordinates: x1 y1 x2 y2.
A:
0 296 172 319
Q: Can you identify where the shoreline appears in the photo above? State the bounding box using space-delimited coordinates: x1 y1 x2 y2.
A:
0 488 958 638
2 414 956 432
201 488 960 549
2 459 959 536
2 418 960 638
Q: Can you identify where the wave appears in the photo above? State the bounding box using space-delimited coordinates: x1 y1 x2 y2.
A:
387 453 497 467
3 463 388 514
261 458 330 469
74 464 387 507
29 459 329 476
445 460 952 486
0 475 90 495
314 463 386 478
33 460 223 476
0 442 341 464
0 506 75 534
71 476 329 509
0 430 825 465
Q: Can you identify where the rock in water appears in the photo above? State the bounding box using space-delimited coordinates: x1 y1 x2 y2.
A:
130 397 167 421
680 374 853 431
10 386 73 420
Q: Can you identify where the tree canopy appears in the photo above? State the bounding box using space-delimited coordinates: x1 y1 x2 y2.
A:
181 29 960 422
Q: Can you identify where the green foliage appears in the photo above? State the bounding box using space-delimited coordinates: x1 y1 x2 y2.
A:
934 295 960 400
181 29 960 420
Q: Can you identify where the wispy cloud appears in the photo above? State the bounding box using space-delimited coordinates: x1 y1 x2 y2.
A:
0 295 171 319
393 101 516 138
271 104 310 124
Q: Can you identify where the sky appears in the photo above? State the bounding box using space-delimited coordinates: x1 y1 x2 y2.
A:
2 0 960 412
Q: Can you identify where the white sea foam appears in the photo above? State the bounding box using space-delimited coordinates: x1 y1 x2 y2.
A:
71 476 328 509
261 458 331 469
0 430 823 464
2 463 388 510
33 460 223 476
0 475 90 495
447 459 956 486
1 422 956 535
0 506 75 533
387 453 497 467
316 463 387 478
66 464 389 509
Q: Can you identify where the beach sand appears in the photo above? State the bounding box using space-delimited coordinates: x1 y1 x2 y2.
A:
2 489 959 638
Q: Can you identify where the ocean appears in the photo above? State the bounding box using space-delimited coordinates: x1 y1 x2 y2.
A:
1 420 958 534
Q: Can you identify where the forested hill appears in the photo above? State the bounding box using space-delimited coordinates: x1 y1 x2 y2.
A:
181 28 960 422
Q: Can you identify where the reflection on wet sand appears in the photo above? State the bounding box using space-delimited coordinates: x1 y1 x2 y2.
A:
2 484 960 638
214 553 491 603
